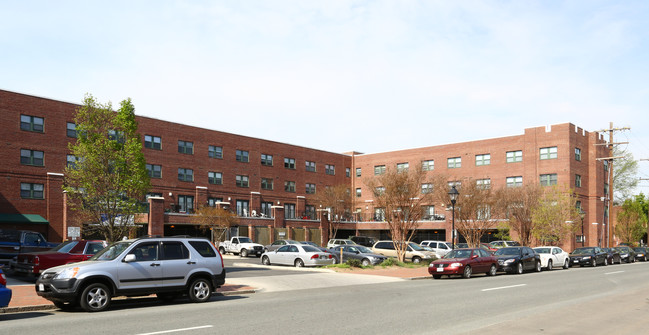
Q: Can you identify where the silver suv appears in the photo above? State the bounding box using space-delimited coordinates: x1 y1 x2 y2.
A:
35 236 226 312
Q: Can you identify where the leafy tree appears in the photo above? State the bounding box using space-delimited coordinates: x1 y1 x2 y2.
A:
615 194 648 245
64 94 150 242
494 184 544 246
612 147 639 204
531 185 580 245
193 205 240 243
315 184 353 240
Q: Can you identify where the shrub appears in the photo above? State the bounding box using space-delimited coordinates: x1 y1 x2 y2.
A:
379 258 396 267
346 259 362 268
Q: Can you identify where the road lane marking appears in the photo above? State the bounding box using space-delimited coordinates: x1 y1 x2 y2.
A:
137 325 213 335
605 271 625 275
481 284 527 292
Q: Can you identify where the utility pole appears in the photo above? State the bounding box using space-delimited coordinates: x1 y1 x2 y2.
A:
595 122 630 247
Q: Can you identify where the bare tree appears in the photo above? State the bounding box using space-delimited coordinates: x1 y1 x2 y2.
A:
531 185 580 245
315 184 353 240
364 164 436 262
494 184 544 246
193 205 240 243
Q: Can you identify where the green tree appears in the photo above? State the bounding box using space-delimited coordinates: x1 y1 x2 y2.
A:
64 94 150 242
612 147 639 204
615 194 648 245
531 186 580 245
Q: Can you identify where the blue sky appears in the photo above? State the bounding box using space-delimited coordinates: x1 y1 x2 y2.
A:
2 1 648 194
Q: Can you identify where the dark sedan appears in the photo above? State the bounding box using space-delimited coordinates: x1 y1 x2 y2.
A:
329 245 387 266
601 248 622 265
494 246 541 274
633 247 648 261
428 248 498 279
569 247 608 267
614 246 636 263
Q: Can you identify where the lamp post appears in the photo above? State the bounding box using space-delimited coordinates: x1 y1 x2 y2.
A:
448 186 459 250
579 210 586 247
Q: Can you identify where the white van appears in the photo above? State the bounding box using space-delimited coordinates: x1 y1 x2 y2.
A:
420 240 452 258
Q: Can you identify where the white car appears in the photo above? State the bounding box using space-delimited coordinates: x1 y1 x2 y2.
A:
533 246 570 270
261 244 335 267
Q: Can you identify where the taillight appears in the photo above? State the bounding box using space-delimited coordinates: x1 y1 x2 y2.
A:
328 254 333 259
34 256 40 266
311 254 319 260
0 272 6 286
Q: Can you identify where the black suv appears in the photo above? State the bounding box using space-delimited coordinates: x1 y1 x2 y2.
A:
35 236 226 312
350 236 377 247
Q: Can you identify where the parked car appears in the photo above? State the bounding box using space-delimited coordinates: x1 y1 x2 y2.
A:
614 246 636 263
601 248 622 264
218 236 264 257
489 241 521 249
0 268 11 308
569 247 609 267
329 245 387 266
420 240 452 258
12 240 108 276
633 247 648 261
372 241 436 263
428 248 498 279
0 229 59 266
264 239 300 253
350 236 377 248
532 246 570 270
480 243 498 253
326 239 357 249
494 246 541 274
261 244 334 267
36 236 226 312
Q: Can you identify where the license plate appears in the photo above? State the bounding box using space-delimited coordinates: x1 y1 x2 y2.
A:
38 283 45 291
573 260 579 263
436 268 443 272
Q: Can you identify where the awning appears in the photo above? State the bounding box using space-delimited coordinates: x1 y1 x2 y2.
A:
0 213 49 224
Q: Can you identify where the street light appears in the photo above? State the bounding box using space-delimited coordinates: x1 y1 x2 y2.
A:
579 210 586 247
448 186 459 250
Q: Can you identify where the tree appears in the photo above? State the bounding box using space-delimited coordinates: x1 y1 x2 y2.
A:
531 185 580 245
612 147 639 204
193 205 240 243
315 184 353 240
615 194 648 245
494 184 544 246
64 94 151 242
364 164 437 262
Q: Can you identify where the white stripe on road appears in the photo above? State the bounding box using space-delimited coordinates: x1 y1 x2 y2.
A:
137 325 213 335
605 271 625 275
481 284 527 292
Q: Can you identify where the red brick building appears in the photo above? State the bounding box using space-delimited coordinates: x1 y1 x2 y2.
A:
0 89 612 250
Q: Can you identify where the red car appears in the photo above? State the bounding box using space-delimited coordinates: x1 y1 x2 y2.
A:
12 240 107 276
428 248 498 279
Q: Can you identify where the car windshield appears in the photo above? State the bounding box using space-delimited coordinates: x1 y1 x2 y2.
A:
533 248 551 254
89 241 133 261
572 248 594 255
634 248 644 252
494 247 520 256
409 242 425 251
51 241 79 253
301 245 320 253
506 241 521 246
356 246 373 253
444 249 472 259
238 237 252 243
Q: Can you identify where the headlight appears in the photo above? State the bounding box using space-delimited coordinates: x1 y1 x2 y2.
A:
582 256 591 260
53 267 80 280
504 258 516 264
449 263 463 267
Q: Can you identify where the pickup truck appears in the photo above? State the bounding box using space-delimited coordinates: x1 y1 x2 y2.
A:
0 229 58 266
12 239 107 276
218 236 264 257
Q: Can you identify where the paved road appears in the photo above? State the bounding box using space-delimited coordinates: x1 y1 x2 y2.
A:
2 260 649 334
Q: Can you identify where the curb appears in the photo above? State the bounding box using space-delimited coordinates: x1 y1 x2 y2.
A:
232 262 337 273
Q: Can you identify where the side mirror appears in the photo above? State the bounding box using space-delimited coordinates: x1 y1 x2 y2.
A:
471 254 479 259
355 251 360 254
124 254 136 262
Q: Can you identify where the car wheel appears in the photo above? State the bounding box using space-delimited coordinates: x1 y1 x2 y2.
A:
591 258 596 267
535 261 542 272
412 256 422 264
295 259 305 267
188 278 212 303
563 259 569 269
516 263 523 274
241 249 248 257
80 283 111 312
54 300 77 311
432 275 442 279
463 266 472 279
361 258 371 267
547 259 553 271
219 247 226 254
262 255 271 265
604 258 608 266
487 264 497 276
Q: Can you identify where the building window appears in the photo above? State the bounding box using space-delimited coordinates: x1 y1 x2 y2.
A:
325 164 335 175
603 160 609 172
261 178 274 190
306 161 316 172
178 140 193 154
422 160 434 171
261 202 273 218
475 154 490 166
575 148 582 161
208 145 223 159
20 115 44 133
146 164 162 179
285 181 296 192
506 150 523 163
67 155 79 169
374 208 385 221
576 200 582 212
20 183 44 199
236 150 249 163
540 174 558 186
284 203 296 219
421 183 433 194
575 174 582 188
208 172 222 185
261 154 273 166
306 183 316 194
540 146 558 160
20 149 44 166
178 168 194 182
144 135 162 150
447 157 461 169
66 122 77 138
236 175 249 188
346 167 351 178
207 197 223 207
476 178 491 189
604 183 609 197
304 205 316 220
236 200 249 217
397 162 409 173
506 176 523 188
284 158 295 169
448 181 461 188
356 168 361 177
477 205 491 220
177 195 194 213
374 165 386 175
356 188 361 197
374 186 385 196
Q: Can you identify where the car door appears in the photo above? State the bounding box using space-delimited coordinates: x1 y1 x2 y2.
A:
522 248 534 270
117 242 162 289
345 246 361 261
274 245 291 265
159 241 191 288
476 249 491 272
